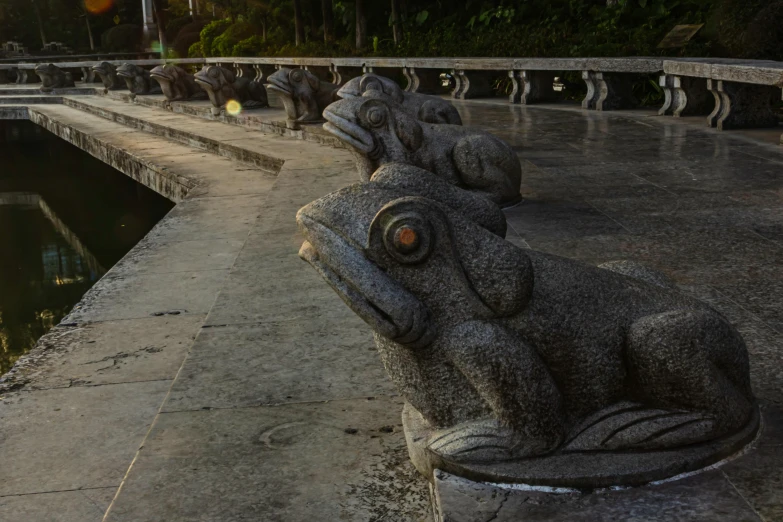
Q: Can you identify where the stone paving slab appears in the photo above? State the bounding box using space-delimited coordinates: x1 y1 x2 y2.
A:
0 487 116 522
0 380 172 496
162 319 392 411
104 398 430 522
9 314 205 390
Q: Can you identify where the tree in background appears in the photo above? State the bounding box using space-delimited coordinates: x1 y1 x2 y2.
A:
355 0 365 49
292 0 304 45
321 0 334 43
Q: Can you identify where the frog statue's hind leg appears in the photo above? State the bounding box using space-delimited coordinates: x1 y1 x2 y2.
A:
452 134 522 208
624 309 755 450
426 320 565 463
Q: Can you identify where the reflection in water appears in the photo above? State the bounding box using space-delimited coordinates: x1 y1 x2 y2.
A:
0 121 174 374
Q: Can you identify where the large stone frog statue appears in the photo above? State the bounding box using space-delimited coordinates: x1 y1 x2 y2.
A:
323 96 521 207
296 164 757 487
91 62 123 91
34 63 74 92
338 73 462 126
150 64 206 102
266 67 340 123
194 65 268 111
116 63 161 95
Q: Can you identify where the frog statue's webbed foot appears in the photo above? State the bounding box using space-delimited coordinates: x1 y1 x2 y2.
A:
428 418 557 463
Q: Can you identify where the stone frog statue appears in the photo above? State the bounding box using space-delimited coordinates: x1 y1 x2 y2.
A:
323 96 521 207
296 171 757 478
194 65 268 111
34 63 74 92
338 73 462 126
116 63 161 95
266 67 340 123
150 64 207 102
91 62 123 91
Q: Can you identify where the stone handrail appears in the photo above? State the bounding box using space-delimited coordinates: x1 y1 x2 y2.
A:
1 55 780 142
0 51 160 64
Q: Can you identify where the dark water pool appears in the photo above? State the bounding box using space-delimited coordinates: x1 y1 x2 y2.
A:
0 120 174 374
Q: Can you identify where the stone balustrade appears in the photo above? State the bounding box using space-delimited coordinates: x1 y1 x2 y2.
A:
660 58 783 138
2 55 780 143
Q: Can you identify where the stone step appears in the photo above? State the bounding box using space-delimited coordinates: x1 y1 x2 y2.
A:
0 95 63 104
0 86 99 96
58 95 355 174
62 95 287 174
101 89 342 148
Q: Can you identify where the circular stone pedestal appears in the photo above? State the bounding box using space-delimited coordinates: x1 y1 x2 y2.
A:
402 403 760 489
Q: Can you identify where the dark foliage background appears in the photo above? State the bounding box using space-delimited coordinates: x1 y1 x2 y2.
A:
0 1 780 61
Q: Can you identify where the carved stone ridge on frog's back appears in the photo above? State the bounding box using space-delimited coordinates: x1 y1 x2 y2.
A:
338 73 462 126
194 65 268 111
150 64 207 102
296 178 759 488
322 96 521 207
266 67 339 123
34 63 75 93
116 63 161 95
92 62 123 91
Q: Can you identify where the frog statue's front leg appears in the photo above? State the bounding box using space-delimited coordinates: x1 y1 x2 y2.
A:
452 135 523 207
427 320 564 463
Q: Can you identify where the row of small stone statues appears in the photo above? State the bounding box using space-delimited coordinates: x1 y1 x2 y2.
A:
35 61 464 126
291 72 759 488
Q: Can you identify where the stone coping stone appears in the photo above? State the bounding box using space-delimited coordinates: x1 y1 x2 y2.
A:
1 56 667 74
1 58 206 70
0 86 98 96
404 403 761 489
0 95 64 104
664 58 783 86
0 51 157 65
207 56 334 67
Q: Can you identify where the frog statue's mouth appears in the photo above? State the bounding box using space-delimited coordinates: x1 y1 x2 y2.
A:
323 100 378 157
193 74 218 91
116 67 135 79
149 67 174 83
296 204 436 349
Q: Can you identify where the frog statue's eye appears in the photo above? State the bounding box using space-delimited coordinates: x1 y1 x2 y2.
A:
209 68 219 78
366 106 387 127
291 70 303 83
364 79 382 92
382 213 433 264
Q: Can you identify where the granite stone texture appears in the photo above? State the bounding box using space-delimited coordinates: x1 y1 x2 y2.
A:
34 63 75 93
116 63 161 95
91 62 123 91
433 469 763 522
338 73 463 125
193 65 268 112
323 96 522 206
266 67 340 123
149 64 207 102
297 167 757 487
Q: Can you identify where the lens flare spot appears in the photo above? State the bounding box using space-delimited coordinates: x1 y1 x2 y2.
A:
84 0 114 14
226 99 242 116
